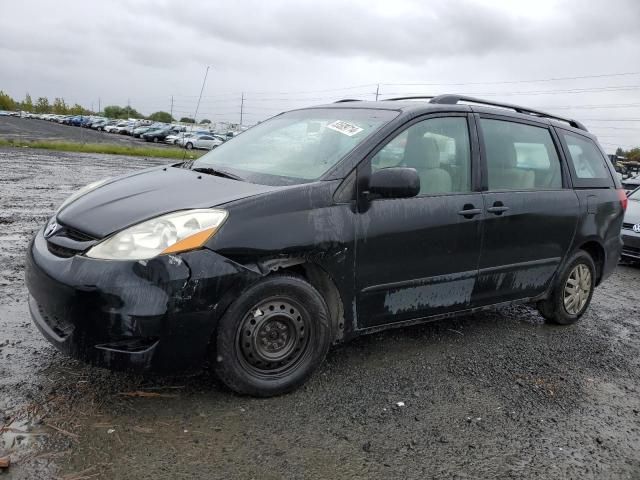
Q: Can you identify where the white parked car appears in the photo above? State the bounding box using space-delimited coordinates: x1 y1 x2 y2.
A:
104 121 128 133
183 134 225 150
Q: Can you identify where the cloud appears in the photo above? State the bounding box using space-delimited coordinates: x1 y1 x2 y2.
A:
1 0 639 151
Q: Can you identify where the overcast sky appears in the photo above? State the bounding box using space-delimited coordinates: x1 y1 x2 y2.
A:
1 0 639 151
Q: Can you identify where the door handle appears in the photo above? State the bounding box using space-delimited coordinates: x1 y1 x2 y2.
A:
487 204 509 215
458 205 482 218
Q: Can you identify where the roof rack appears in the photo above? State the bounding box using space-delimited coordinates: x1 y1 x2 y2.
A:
383 96 435 101
428 94 588 131
334 99 362 103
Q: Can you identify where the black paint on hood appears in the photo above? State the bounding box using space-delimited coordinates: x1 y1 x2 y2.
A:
57 166 280 238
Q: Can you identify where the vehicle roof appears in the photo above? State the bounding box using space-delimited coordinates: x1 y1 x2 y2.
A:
309 98 594 138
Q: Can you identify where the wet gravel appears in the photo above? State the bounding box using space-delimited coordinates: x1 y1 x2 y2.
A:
1 146 639 479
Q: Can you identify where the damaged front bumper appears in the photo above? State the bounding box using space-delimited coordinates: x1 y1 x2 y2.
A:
25 227 260 372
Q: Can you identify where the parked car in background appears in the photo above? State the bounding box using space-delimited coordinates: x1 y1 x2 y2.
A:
172 130 211 146
25 95 626 397
133 123 165 138
621 187 640 263
104 121 128 133
142 127 173 143
621 174 640 194
183 133 225 150
90 119 109 130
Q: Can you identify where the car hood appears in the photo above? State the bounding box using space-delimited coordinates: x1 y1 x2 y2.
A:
57 166 281 238
625 199 640 225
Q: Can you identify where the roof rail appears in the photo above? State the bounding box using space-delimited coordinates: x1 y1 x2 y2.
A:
429 94 588 131
334 99 362 103
383 96 435 101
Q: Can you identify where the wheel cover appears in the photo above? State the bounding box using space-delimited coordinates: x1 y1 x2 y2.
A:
236 298 310 376
563 263 592 315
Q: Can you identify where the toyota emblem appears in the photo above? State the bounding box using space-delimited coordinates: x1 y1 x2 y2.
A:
44 221 59 238
634 224 640 234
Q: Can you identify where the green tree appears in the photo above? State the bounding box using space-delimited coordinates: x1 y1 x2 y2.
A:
52 98 68 115
200 118 211 124
34 97 50 113
626 148 640 162
69 103 86 115
21 93 34 112
0 91 17 111
180 117 195 124
104 104 143 119
148 111 174 123
615 147 624 157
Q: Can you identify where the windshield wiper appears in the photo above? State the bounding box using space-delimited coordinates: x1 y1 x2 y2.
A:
191 167 243 181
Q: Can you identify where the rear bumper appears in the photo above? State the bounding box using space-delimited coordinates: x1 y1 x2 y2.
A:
25 228 260 372
621 230 640 260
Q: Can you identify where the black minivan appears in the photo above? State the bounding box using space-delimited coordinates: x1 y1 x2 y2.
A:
25 95 626 396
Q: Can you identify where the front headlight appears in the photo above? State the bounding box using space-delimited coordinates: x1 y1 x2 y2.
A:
57 178 110 213
86 209 228 260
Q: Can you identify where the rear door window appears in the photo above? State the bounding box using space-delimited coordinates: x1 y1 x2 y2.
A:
479 118 563 191
560 131 613 188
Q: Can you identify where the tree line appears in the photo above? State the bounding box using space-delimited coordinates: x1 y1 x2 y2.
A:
615 147 640 163
0 91 211 125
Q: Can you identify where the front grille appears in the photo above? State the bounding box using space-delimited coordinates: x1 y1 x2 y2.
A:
46 223 97 258
37 304 74 338
64 227 95 242
622 222 635 230
622 245 640 255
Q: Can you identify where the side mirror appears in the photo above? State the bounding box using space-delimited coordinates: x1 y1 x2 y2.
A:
368 167 420 199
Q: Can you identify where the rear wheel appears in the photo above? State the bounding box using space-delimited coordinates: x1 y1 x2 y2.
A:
153 137 158 143
214 274 332 397
185 142 193 150
537 250 596 325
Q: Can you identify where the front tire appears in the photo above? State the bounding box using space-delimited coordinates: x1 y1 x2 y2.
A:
537 250 596 325
214 274 332 397
185 142 193 150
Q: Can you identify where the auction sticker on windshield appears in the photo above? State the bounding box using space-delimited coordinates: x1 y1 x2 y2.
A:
327 120 364 136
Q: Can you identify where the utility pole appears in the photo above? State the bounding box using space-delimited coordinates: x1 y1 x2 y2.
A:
98 97 101 115
170 95 174 121
127 98 131 118
240 92 244 126
375 83 380 101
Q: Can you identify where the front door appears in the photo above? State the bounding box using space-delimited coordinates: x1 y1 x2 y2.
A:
355 114 483 329
472 115 579 305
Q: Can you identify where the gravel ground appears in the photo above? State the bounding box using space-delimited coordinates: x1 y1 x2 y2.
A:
0 116 174 147
0 147 639 479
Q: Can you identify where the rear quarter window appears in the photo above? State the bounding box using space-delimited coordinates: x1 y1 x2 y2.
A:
560 131 613 188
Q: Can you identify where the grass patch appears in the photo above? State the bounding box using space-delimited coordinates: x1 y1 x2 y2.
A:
0 138 205 160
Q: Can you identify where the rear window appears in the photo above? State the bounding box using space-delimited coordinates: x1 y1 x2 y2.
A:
560 132 613 188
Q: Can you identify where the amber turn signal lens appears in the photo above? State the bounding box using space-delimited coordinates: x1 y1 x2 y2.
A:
161 227 217 255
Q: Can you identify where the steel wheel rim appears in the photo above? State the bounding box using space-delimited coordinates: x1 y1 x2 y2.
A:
563 263 592 315
236 298 310 376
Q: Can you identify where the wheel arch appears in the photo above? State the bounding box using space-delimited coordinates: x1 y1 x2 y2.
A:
575 239 605 285
274 262 346 343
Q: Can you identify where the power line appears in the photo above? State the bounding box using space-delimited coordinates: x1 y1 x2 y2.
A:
381 71 640 87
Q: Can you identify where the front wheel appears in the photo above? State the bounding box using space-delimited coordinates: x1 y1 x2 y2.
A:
537 250 596 325
214 274 332 397
185 142 193 150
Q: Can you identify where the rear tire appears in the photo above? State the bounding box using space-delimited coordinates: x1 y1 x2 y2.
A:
214 274 332 397
153 137 158 143
537 250 596 325
186 142 193 150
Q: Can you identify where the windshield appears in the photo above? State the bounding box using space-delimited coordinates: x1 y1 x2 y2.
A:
191 108 397 185
630 188 640 201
